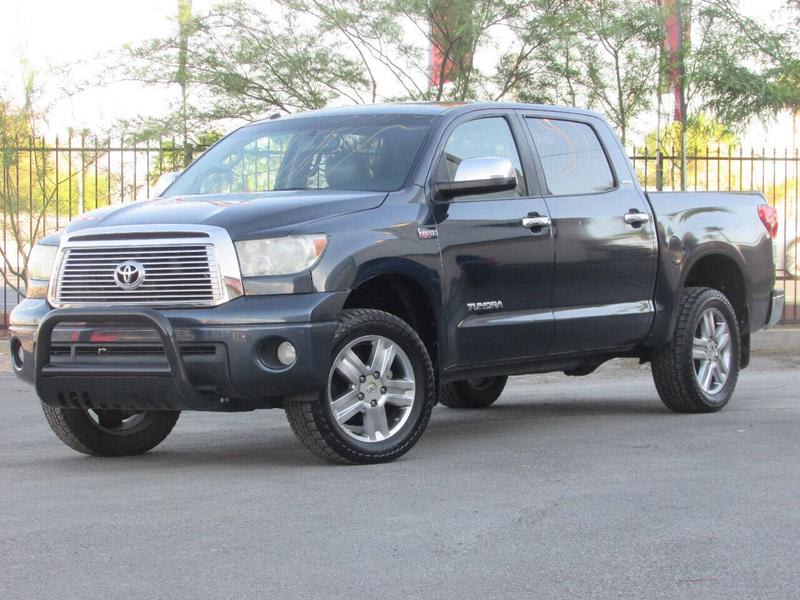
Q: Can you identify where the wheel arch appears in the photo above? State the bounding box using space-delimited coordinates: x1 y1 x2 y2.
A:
646 240 752 356
342 263 444 369
678 249 751 368
681 250 749 333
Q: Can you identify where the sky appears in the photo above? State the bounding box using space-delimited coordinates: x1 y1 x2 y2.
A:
0 0 792 147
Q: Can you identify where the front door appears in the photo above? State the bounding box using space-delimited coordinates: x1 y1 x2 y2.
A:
522 114 658 355
431 114 555 371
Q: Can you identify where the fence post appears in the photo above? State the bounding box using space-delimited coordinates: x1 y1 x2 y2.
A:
183 142 194 169
656 150 664 191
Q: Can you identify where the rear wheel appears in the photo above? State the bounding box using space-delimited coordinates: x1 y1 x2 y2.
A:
651 287 741 413
439 376 508 409
285 309 436 464
41 405 180 456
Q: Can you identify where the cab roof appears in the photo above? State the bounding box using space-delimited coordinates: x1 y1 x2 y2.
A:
256 101 603 122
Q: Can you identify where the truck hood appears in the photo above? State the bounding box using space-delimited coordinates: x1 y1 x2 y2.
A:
64 190 388 239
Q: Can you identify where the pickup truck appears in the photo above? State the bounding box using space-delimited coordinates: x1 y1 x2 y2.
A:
9 102 784 464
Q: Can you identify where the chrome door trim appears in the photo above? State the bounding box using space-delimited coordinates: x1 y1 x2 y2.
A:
458 301 654 329
553 300 654 321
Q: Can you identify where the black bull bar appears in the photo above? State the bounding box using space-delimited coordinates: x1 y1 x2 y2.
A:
35 307 214 411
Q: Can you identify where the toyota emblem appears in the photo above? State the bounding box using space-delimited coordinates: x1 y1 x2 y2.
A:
113 260 146 290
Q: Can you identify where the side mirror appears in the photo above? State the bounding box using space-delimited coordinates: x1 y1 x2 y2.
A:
153 171 182 197
435 156 517 200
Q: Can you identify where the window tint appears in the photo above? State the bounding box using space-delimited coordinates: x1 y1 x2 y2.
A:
526 118 614 195
436 117 526 198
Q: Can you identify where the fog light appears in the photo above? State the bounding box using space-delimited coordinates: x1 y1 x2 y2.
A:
276 341 297 366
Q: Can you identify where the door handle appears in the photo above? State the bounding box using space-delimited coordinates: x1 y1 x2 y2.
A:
521 215 551 229
624 211 650 227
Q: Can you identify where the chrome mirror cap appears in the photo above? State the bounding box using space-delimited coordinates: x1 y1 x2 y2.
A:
453 156 516 183
435 156 517 200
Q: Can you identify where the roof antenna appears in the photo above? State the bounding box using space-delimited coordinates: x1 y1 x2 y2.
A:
269 112 282 120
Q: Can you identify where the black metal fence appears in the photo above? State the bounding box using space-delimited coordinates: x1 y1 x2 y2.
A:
1 141 798 326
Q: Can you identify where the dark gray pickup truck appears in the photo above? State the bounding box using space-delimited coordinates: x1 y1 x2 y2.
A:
9 102 784 464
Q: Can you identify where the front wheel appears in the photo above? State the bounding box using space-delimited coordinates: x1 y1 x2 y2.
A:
651 287 741 413
285 309 436 464
41 405 180 456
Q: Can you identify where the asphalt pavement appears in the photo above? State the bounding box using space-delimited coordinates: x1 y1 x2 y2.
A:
1 339 799 599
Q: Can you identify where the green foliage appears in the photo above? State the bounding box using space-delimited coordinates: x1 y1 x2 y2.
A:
765 176 800 211
150 131 222 178
689 0 800 127
643 113 739 155
634 114 741 191
578 0 663 144
495 0 663 144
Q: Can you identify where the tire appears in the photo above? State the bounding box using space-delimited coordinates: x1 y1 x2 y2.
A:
439 376 508 409
41 405 180 456
651 287 741 413
285 309 436 464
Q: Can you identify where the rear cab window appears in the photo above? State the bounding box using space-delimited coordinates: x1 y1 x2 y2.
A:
525 118 615 196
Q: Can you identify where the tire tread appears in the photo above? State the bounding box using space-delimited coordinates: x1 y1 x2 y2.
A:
285 309 436 464
41 404 180 456
651 287 740 413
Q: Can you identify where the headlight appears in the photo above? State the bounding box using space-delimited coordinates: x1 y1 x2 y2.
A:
26 243 59 298
235 235 328 277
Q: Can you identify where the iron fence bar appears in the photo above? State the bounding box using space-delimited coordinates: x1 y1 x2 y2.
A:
67 136 72 222
94 137 99 212
119 136 124 204
106 139 112 209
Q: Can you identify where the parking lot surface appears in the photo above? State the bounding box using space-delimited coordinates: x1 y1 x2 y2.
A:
1 347 799 599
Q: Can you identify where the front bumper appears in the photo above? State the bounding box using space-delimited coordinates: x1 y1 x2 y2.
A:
9 293 346 411
765 288 785 329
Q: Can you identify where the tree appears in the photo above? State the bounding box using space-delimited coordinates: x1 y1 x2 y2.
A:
499 0 662 145
278 0 550 103
119 0 222 157
121 0 568 125
1 78 108 295
687 1 800 141
636 113 739 190
492 1 580 105
577 0 663 146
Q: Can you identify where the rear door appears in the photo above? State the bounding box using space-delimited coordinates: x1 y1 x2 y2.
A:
520 112 657 354
430 112 555 370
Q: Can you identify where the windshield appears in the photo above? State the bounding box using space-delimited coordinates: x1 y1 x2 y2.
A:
164 114 438 197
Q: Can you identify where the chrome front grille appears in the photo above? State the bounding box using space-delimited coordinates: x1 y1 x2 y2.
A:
53 244 223 306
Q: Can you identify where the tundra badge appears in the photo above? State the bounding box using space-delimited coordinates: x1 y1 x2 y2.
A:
467 301 504 312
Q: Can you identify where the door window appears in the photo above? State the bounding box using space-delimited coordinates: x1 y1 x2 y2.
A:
526 118 614 196
436 117 527 198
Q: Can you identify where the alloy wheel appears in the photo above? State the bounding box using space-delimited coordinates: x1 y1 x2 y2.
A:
87 409 148 434
692 307 733 395
327 335 416 443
